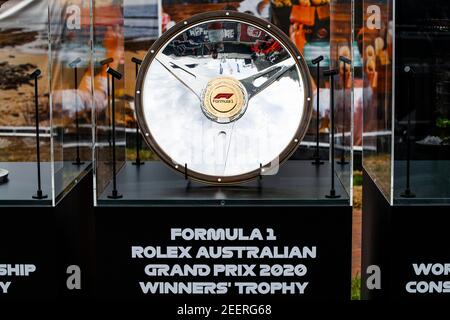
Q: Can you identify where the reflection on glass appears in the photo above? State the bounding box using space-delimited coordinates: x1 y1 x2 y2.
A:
0 0 50 163
93 0 126 196
0 0 53 202
330 0 353 198
49 0 93 198
272 0 332 150
0 0 93 204
362 0 393 201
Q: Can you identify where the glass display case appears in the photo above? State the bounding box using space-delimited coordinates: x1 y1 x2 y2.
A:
0 0 92 206
92 1 354 206
270 0 355 202
362 0 450 204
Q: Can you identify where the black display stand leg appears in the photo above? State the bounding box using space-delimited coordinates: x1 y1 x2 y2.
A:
30 69 47 200
106 67 123 199
401 66 415 198
70 58 85 166
131 57 144 166
100 58 114 164
324 69 340 199
311 56 324 166
337 56 351 166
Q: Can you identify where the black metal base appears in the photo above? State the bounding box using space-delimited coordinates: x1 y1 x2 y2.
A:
311 157 324 166
325 189 341 199
72 160 85 166
337 160 349 166
32 190 48 199
132 160 145 166
400 189 416 198
107 189 123 199
337 152 349 165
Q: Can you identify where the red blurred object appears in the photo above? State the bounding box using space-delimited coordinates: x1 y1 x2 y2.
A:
290 5 315 26
251 38 282 55
240 24 265 42
92 5 123 26
162 12 170 32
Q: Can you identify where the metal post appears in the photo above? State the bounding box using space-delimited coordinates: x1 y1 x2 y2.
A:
107 67 123 199
31 69 47 199
71 57 84 165
324 69 340 199
312 56 324 166
131 57 144 166
401 66 415 198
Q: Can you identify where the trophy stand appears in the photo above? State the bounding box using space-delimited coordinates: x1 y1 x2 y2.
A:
311 56 324 166
324 69 340 199
100 58 114 165
337 56 351 166
401 66 415 198
30 69 47 199
131 57 144 166
106 67 123 199
70 57 85 166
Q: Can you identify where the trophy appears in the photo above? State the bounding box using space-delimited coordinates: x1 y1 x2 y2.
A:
134 11 313 184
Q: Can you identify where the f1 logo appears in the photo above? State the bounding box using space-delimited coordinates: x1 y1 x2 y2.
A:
213 93 234 100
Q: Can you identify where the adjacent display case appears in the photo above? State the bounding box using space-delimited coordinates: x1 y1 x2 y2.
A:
362 0 450 299
362 0 450 204
92 0 354 206
0 0 93 206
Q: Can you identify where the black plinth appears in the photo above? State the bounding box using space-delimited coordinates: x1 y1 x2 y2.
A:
0 171 95 299
98 160 350 206
94 204 352 302
93 160 352 302
362 168 450 300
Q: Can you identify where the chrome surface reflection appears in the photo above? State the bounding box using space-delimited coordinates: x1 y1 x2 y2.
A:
139 18 310 182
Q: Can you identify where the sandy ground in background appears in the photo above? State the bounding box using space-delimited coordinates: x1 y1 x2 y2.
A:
352 186 362 278
0 48 49 127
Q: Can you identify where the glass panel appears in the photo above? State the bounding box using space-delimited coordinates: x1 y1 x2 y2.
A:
270 1 354 204
393 0 450 204
330 0 354 200
93 0 161 203
0 0 53 205
362 0 393 203
124 0 160 165
48 0 92 204
271 0 332 161
92 0 126 203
